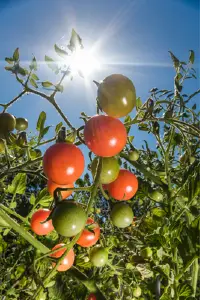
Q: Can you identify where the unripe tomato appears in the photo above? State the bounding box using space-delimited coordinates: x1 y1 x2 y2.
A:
50 243 75 272
15 117 28 131
98 74 136 118
107 169 138 200
141 247 152 259
90 246 108 267
150 191 163 202
190 156 195 164
84 115 127 157
47 180 74 199
77 218 100 248
129 150 139 161
111 203 134 228
88 294 97 300
0 113 16 133
31 209 54 236
91 157 120 184
43 143 84 185
52 201 87 237
133 286 142 297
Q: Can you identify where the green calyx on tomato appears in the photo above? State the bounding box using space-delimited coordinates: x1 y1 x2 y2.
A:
132 286 142 297
0 113 16 134
91 156 120 184
52 201 87 237
140 247 152 259
150 191 163 202
111 203 134 228
97 74 136 118
90 246 108 267
15 117 28 131
128 150 139 161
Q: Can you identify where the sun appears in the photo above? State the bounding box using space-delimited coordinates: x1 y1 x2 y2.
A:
69 48 100 77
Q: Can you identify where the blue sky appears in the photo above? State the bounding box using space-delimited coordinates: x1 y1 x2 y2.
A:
0 0 199 154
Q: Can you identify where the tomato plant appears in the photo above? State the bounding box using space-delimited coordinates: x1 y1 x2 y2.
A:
107 169 138 200
77 218 100 247
31 209 54 236
84 115 127 157
43 142 85 184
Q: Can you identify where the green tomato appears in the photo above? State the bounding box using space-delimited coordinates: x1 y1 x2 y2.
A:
190 156 195 164
52 201 87 237
129 150 139 161
141 247 152 259
90 246 108 267
91 157 120 184
98 74 136 118
15 117 28 131
111 203 133 228
132 286 142 298
0 113 16 133
150 191 163 202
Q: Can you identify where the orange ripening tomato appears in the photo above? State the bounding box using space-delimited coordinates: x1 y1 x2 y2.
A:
84 115 127 157
107 169 138 200
47 180 74 199
50 243 75 272
43 143 84 185
31 209 54 236
77 218 100 248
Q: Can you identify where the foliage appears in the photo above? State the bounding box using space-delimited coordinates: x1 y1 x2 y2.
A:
0 29 199 300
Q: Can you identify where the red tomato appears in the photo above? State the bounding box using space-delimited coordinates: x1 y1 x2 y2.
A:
77 218 100 248
50 243 75 272
84 115 127 157
31 209 54 235
47 180 74 199
88 294 97 300
43 143 84 185
107 169 138 200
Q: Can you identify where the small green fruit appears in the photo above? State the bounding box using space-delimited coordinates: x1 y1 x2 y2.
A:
141 247 152 259
129 150 139 161
133 286 142 298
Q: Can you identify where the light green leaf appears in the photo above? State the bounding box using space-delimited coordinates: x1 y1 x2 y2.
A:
54 44 68 58
42 81 53 88
189 50 195 64
136 97 142 111
156 264 170 278
45 55 59 72
36 111 46 132
178 283 193 297
30 78 38 88
5 57 14 64
30 57 37 71
30 194 36 205
10 202 17 209
68 29 83 52
56 84 64 92
7 173 27 195
13 48 19 61
31 73 39 81
168 51 179 70
44 280 56 288
36 188 53 206
55 122 63 133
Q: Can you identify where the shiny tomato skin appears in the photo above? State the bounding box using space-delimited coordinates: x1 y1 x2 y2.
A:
51 243 75 272
43 143 84 185
84 115 127 157
88 294 97 300
47 180 74 199
77 218 100 248
31 209 54 236
107 169 138 200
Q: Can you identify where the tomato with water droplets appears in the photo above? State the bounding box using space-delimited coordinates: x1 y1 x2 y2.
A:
43 143 84 185
31 209 54 236
84 115 127 157
107 169 138 200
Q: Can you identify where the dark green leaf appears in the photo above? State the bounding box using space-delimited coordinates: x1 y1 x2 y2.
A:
189 50 195 64
40 126 51 140
138 123 149 131
18 67 28 76
13 48 19 61
168 51 179 70
29 57 37 71
187 89 200 102
30 78 38 88
42 81 53 88
5 66 13 72
7 173 27 195
36 111 46 132
5 57 14 64
54 44 68 58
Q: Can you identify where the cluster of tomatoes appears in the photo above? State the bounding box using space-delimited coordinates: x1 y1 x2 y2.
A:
29 74 139 297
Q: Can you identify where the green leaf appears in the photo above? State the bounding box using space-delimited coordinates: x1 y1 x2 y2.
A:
30 194 36 205
44 280 56 288
40 126 51 140
187 89 200 102
125 263 134 270
156 264 170 278
31 73 39 81
42 81 53 88
136 97 142 111
45 55 59 72
138 123 149 131
30 78 38 88
7 173 27 195
10 202 17 209
160 294 170 300
36 188 53 206
29 57 37 71
5 57 14 64
5 66 13 72
168 51 179 70
189 50 195 64
36 111 46 132
13 48 19 61
68 29 83 52
18 67 28 76
178 284 193 297
55 122 63 133
54 44 68 58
